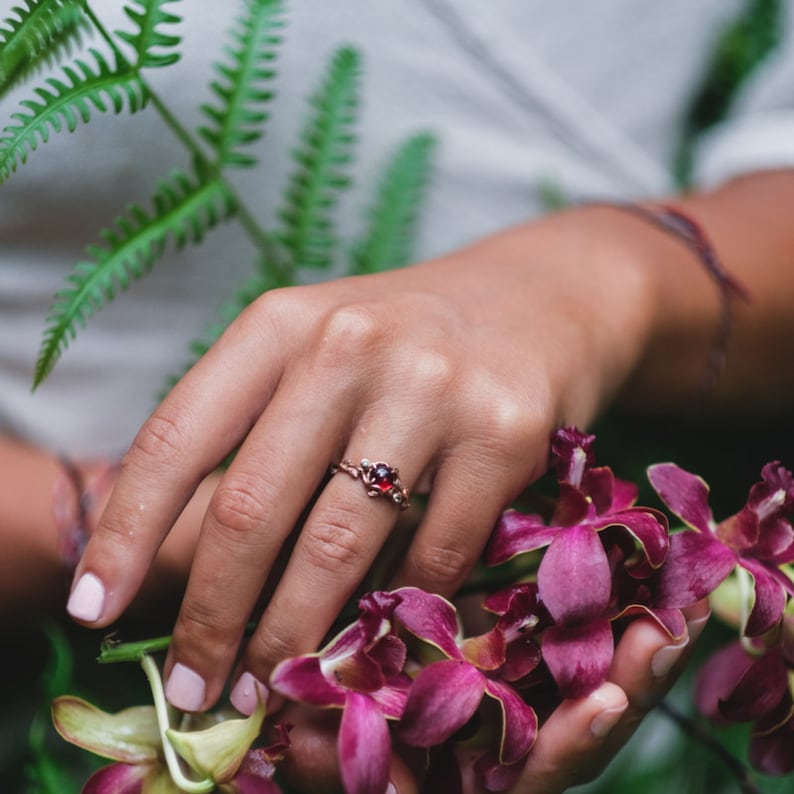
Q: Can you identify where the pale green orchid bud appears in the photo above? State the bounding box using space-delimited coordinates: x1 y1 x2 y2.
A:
166 696 266 783
51 696 161 763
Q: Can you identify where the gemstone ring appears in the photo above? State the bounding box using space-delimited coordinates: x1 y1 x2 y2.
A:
330 458 411 510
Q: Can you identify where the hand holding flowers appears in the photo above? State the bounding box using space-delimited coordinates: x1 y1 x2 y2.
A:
53 426 794 792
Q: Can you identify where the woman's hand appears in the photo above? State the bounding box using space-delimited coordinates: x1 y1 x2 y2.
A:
65 204 690 713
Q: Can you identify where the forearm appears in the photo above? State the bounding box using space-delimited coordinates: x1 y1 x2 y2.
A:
621 169 794 413
0 434 68 613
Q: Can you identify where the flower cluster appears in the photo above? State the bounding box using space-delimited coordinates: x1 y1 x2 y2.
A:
53 427 794 793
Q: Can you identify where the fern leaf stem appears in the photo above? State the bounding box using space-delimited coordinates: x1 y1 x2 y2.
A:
82 2 285 271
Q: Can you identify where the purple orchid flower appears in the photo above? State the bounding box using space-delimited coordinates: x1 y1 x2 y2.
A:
648 461 794 636
695 624 794 775
486 427 669 696
392 587 539 774
269 591 410 794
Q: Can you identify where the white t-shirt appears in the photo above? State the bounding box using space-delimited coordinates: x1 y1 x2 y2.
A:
1 0 793 455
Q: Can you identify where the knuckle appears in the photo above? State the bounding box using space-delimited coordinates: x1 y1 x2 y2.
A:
410 541 471 588
176 600 241 658
248 623 301 670
127 412 188 468
319 304 382 357
302 506 367 572
402 349 457 398
209 480 270 543
474 388 537 451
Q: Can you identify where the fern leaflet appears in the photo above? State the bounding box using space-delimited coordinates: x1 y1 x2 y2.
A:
199 0 283 169
114 0 181 69
0 0 89 97
34 170 236 387
351 132 437 274
0 47 146 182
277 45 360 269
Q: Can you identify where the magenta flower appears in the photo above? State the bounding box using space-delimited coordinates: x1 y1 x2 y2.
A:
695 633 794 774
486 427 669 696
269 591 410 794
393 587 539 772
648 461 794 636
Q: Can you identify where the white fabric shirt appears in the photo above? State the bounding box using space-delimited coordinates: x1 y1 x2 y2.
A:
1 0 792 455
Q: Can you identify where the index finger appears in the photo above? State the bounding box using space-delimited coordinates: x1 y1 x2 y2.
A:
65 311 285 626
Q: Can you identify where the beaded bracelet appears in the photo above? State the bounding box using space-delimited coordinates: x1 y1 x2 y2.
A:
52 456 118 568
601 202 752 397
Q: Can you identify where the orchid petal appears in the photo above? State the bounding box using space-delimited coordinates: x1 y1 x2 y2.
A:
502 639 543 682
269 656 346 708
338 693 390 794
610 475 639 511
647 463 714 532
538 525 611 623
740 558 788 636
82 763 151 794
472 750 525 792
719 646 788 723
551 426 595 486
760 516 794 563
51 696 160 764
591 508 669 568
654 530 736 608
324 648 385 693
694 642 753 720
368 676 411 719
141 765 185 794
368 633 407 679
749 719 794 776
483 678 537 764
166 697 265 783
483 583 538 617
587 466 631 514
397 660 485 747
230 773 283 794
551 483 592 526
486 510 558 565
460 628 506 671
542 619 613 698
393 587 463 659
614 605 687 642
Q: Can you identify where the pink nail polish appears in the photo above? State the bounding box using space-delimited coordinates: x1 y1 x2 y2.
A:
590 704 628 738
66 573 105 622
230 671 269 716
651 638 689 679
165 663 206 712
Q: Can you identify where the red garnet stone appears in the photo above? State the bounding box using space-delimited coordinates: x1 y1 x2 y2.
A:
369 462 397 492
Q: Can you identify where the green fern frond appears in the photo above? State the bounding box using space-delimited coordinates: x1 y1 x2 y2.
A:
277 45 360 269
199 0 283 169
0 0 89 97
0 47 146 182
34 170 236 387
351 132 437 274
115 0 181 69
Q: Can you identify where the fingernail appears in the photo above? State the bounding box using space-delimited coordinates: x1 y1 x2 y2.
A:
165 663 206 712
651 637 689 680
386 784 398 794
230 672 269 716
686 613 710 645
66 573 105 622
590 703 628 738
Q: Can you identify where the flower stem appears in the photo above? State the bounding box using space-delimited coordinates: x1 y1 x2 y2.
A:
140 655 215 794
83 4 287 272
99 633 173 663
